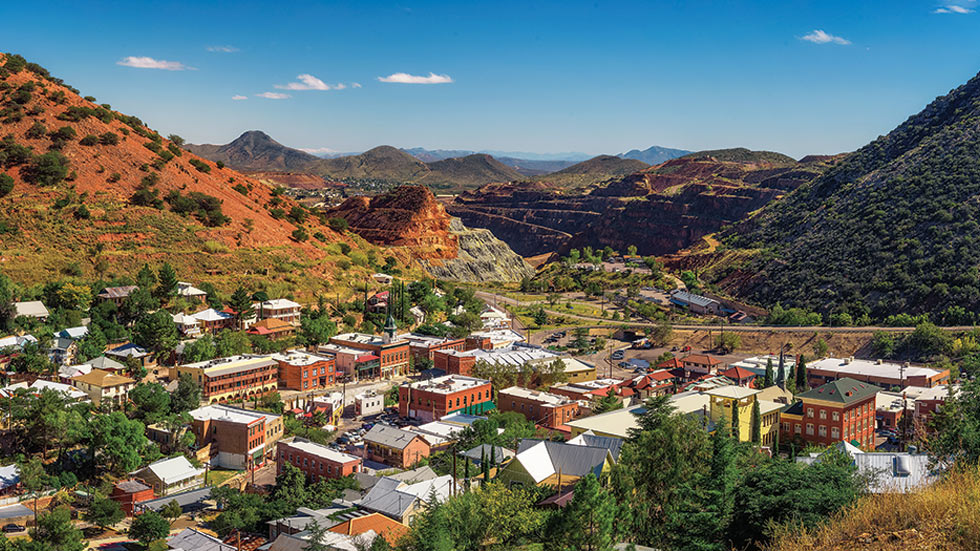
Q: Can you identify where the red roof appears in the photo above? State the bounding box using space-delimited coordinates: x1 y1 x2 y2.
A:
648 369 676 382
657 358 684 369
722 367 756 381
682 354 722 365
356 354 380 363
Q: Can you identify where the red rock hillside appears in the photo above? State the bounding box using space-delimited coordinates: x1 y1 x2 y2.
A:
0 53 390 294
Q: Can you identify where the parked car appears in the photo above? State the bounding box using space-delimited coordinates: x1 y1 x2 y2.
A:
681 346 692 352
618 362 631 368
611 350 625 360
2 524 23 533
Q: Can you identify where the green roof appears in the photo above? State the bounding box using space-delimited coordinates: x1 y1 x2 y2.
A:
797 377 879 405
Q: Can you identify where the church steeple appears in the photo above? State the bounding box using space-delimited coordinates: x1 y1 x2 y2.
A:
383 314 397 344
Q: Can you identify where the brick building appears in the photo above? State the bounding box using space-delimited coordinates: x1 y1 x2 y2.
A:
188 404 284 469
497 386 579 429
806 358 950 389
272 351 337 391
399 333 467 362
174 355 278 403
780 377 879 449
329 319 410 379
680 354 723 379
110 480 155 516
363 425 430 468
398 375 493 422
277 437 362 481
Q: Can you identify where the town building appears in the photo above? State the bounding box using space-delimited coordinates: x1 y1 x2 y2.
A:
479 305 511 329
317 343 373 381
259 299 302 324
13 301 48 321
627 370 679 398
167 529 236 551
550 378 625 402
465 329 525 350
368 291 389 313
704 386 782 447
363 425 431 468
911 385 954 428
190 308 235 334
277 437 363 481
669 289 722 315
110 480 155 516
497 386 579 429
329 320 410 379
681 354 723 379
398 375 493 422
104 343 155 368
797 441 938 493
188 404 284 469
356 474 454 524
356 391 385 418
96 285 138 306
435 344 593 385
720 366 758 387
135 456 205 496
372 273 394 285
174 355 278 403
176 282 208 303
806 357 949 389
1 379 89 402
780 377 879 449
272 351 337 391
398 333 466 362
70 369 136 408
247 318 296 339
496 437 619 488
171 313 202 337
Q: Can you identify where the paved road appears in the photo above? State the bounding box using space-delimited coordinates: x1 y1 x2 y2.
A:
475 291 972 334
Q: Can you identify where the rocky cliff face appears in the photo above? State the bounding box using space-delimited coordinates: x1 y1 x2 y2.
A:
449 155 836 257
325 185 533 281
421 218 536 283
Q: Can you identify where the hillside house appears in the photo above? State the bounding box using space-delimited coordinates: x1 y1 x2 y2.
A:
259 299 302 324
13 301 48 321
71 369 136 408
135 456 205 496
176 282 208 304
96 286 138 306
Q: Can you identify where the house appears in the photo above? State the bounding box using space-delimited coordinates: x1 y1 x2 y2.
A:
2 379 89 402
780 377 880 450
434 344 561 378
356 474 455 523
49 337 79 366
110 480 155 516
409 306 425 325
273 351 337 391
363 425 431 468
367 291 389 314
398 375 494 422
188 404 284 469
668 290 722 315
0 334 37 352
174 355 279 403
96 286 138 306
797 441 939 493
259 299 302 324
176 282 208 304
496 438 618 488
806 357 949 389
627 369 678 398
0 465 19 497
167 528 237 551
356 391 385 418
171 313 202 337
372 273 394 285
248 318 296 339
190 308 235 334
55 326 88 341
497 386 579 429
479 305 511 329
278 437 363 481
105 343 155 368
704 386 782 447
267 505 410 546
13 301 48 321
70 369 136 408
721 366 757 387
460 444 515 466
60 355 125 381
327 512 409 547
465 329 525 350
567 390 713 439
135 456 206 496
329 324 410 379
681 354 723 379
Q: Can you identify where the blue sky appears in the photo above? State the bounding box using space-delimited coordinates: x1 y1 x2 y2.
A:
2 0 979 158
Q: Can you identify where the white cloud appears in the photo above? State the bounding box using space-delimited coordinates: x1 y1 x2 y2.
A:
207 45 239 52
934 4 973 13
377 72 453 84
334 83 346 90
275 73 333 90
352 82 362 88
232 95 248 100
800 30 851 45
117 56 191 70
256 92 290 99
299 147 338 154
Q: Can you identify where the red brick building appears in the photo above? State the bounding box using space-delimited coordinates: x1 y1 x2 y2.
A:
497 386 578 429
272 351 337 391
329 324 411 379
188 404 284 470
110 480 155 516
363 425 431 468
277 437 362 482
398 375 493 422
400 333 467 362
780 377 879 449
681 354 723 379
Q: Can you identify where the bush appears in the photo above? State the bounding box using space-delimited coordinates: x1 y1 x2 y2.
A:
99 132 119 145
130 188 162 208
288 206 307 224
79 134 99 146
165 190 230 227
166 142 182 157
0 174 13 197
21 151 69 186
328 217 348 232
203 240 229 253
25 121 47 139
10 88 31 105
233 183 248 195
3 55 26 73
313 231 326 242
48 126 76 149
339 242 351 255
0 137 34 167
292 228 308 242
74 204 90 219
216 161 224 169
83 95 96 102
189 158 211 173
270 208 285 220
107 172 121 182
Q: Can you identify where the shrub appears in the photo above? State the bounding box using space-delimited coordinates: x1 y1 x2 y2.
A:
270 208 285 220
99 132 119 145
83 95 96 102
21 151 69 186
25 105 42 116
130 188 162 208
292 228 308 242
157 150 174 163
189 158 211 173
167 134 185 147
143 141 162 154
166 142 182 157
3 55 27 73
79 134 99 146
216 161 224 169
233 183 248 195
328 217 348 232
48 126 76 149
339 242 351 255
74 204 90 219
0 174 13 197
165 190 230 227
202 240 229 253
107 172 121 183
58 105 95 122
288 206 307 224
47 90 66 104
313 231 326 242
25 121 47 139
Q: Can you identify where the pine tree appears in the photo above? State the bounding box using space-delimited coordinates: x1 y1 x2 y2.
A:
796 354 808 391
228 286 254 329
731 400 741 440
156 263 178 302
482 449 491 482
463 457 471 490
562 474 617 551
776 352 786 386
763 358 774 388
136 263 156 289
786 363 796 394
750 399 761 444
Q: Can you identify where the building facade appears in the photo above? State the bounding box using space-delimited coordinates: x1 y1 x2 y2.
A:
277 437 362 481
497 386 579 429
363 425 430 468
780 377 879 450
174 355 279 403
272 351 337 391
398 375 494 422
188 404 284 469
329 324 410 379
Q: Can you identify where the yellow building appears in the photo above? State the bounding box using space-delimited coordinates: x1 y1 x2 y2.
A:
705 386 782 447
171 355 279 404
527 356 597 384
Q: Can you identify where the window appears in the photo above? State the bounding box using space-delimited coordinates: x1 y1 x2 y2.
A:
818 426 827 437
819 409 827 420
794 424 801 434
832 411 840 422
807 408 814 418
806 423 814 436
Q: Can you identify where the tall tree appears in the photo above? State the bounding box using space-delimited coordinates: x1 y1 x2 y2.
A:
136 263 156 289
90 412 148 474
776 352 786 386
216 329 251 357
554 474 616 551
84 496 124 531
171 374 202 414
731 400 741 440
750 399 762 445
796 354 808 391
128 383 172 424
155 263 178 302
132 310 178 360
763 358 774 388
17 457 47 526
228 286 254 329
129 510 170 547
30 506 85 551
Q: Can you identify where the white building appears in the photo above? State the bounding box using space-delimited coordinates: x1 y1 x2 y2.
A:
356 391 385 418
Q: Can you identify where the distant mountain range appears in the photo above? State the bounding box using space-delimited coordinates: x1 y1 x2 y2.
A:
620 145 693 164
187 131 692 192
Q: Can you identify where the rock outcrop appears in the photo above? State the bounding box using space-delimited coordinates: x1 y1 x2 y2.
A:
421 218 536 283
